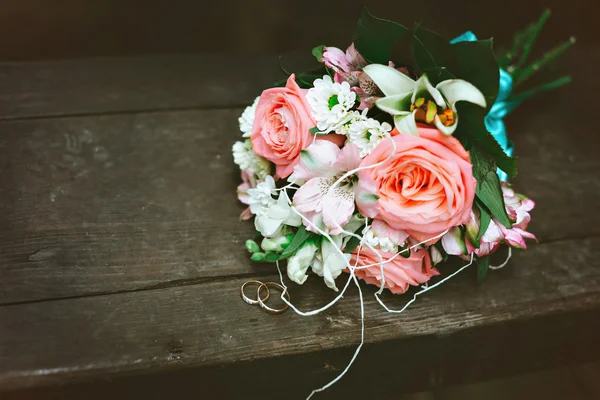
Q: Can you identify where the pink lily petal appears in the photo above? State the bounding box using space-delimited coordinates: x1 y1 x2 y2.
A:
322 186 356 235
293 140 340 181
240 207 253 221
293 177 332 213
333 143 362 172
322 47 352 72
345 43 367 70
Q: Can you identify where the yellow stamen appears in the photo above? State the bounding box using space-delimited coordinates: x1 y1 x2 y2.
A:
438 109 455 126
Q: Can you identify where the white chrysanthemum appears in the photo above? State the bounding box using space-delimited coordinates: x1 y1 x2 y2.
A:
238 97 260 138
232 139 270 178
306 75 357 134
247 175 276 216
348 117 393 158
362 226 398 253
334 110 364 136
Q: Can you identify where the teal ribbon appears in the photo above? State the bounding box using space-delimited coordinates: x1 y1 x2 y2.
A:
451 31 520 181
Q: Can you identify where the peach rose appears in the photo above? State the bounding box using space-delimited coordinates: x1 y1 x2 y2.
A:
251 75 343 179
356 124 476 242
350 247 438 294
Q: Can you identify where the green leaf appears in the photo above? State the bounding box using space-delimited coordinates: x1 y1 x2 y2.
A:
470 148 512 228
397 245 411 258
328 94 340 110
312 44 326 63
434 242 449 263
264 252 280 262
354 7 408 64
273 66 328 88
455 103 517 178
476 200 492 241
308 127 323 135
411 25 457 85
452 39 499 112
477 255 490 284
251 252 266 262
280 225 312 258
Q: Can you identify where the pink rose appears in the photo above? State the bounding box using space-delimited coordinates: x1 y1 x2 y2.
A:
350 247 438 294
356 125 476 242
251 75 344 179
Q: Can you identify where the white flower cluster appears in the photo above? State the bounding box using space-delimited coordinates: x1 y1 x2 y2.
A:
232 140 270 179
238 97 259 138
306 75 356 134
347 117 392 158
362 225 398 253
247 175 276 216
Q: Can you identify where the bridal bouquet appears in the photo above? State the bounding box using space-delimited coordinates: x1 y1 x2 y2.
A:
233 8 573 294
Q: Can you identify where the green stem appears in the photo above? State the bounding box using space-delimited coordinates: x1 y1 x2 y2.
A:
512 9 551 74
509 75 572 103
513 37 576 86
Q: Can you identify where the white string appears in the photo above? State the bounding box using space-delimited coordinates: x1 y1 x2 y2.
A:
271 134 474 398
489 247 512 270
375 253 474 313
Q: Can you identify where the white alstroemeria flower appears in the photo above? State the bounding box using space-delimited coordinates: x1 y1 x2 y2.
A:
238 97 259 138
362 219 409 254
287 240 319 285
362 226 398 253
311 235 351 291
261 231 293 252
232 139 270 179
306 75 357 134
254 191 302 238
247 175 277 216
363 64 486 135
347 112 393 157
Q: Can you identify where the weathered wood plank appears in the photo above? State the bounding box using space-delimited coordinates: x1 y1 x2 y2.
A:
0 109 258 304
0 46 593 120
1 89 599 304
1 236 599 394
0 52 315 119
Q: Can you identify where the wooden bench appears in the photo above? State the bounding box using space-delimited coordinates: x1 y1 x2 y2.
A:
1 48 599 398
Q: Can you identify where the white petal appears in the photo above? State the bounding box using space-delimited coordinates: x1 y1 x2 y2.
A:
255 215 282 238
412 74 445 106
433 114 457 135
394 110 419 136
287 243 318 285
441 227 467 255
374 93 413 115
363 64 416 96
436 79 486 109
268 194 292 219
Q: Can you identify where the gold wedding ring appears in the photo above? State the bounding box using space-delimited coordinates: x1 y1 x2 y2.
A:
257 282 290 314
240 280 290 314
240 280 270 305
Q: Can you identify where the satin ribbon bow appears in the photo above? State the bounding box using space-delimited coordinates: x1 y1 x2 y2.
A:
451 31 521 181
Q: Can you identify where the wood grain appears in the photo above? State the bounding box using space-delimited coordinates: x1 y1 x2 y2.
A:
0 97 599 305
0 52 315 120
1 236 599 394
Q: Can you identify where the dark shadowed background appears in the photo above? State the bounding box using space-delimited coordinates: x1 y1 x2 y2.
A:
2 2 599 400
0 0 595 61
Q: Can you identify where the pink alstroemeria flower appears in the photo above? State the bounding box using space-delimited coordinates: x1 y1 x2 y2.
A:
237 170 257 221
322 43 367 86
321 44 409 110
292 140 362 235
442 183 536 258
